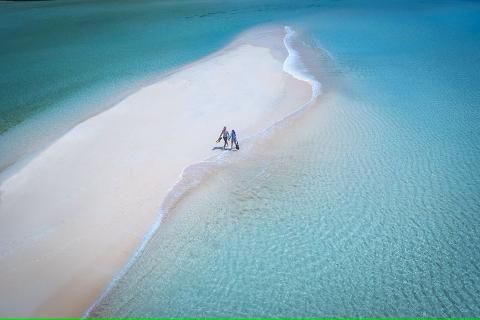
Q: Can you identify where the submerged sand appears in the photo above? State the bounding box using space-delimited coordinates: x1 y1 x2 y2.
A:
0 26 311 317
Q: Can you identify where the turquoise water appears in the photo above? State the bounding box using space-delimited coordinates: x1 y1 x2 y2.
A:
89 1 480 317
0 0 317 172
3 0 480 317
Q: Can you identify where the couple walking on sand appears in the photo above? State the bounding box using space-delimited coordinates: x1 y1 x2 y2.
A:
217 126 239 150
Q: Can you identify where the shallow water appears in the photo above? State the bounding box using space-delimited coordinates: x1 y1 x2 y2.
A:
3 0 479 317
0 0 318 172
91 0 480 317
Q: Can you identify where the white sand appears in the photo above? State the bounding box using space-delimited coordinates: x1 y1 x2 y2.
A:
0 26 311 317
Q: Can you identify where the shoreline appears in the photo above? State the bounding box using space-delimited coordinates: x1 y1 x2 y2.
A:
0 25 314 317
86 26 324 317
0 26 247 184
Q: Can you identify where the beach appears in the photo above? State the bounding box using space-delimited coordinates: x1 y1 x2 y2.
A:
0 26 312 317
2 0 480 317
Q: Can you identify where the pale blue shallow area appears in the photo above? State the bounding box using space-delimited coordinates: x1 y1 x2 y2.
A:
2 0 479 317
90 0 480 317
0 0 317 171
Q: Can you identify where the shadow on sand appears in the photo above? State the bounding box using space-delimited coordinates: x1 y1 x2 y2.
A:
212 146 238 151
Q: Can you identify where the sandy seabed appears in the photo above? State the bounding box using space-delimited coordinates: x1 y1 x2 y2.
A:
0 25 311 317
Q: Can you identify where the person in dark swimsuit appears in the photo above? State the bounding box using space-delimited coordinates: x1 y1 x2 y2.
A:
218 126 230 150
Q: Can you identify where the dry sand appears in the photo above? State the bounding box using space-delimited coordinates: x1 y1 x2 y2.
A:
0 26 311 317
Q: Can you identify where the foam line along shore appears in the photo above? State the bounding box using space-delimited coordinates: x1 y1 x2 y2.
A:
85 25 324 317
0 25 313 317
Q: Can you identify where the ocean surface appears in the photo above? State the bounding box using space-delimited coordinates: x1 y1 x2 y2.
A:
2 0 480 317
0 0 314 173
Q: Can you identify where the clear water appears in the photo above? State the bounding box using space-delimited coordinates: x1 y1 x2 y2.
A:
3 0 480 317
90 0 480 317
0 0 318 172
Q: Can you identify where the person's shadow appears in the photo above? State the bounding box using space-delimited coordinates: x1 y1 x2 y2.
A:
212 146 237 151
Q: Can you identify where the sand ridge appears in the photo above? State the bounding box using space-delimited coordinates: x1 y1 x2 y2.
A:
0 25 311 317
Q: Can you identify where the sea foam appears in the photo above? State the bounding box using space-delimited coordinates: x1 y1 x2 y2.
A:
283 26 322 100
84 25 323 318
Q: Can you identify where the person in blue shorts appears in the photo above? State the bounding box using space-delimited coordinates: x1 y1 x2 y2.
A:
230 129 239 150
